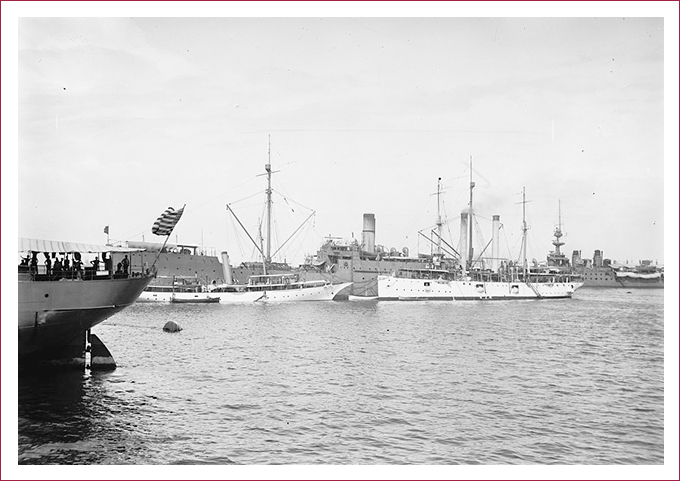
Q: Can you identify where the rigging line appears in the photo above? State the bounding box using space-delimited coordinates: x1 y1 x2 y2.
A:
272 189 315 213
270 177 315 212
271 211 317 260
228 190 266 207
190 176 260 211
440 198 458 252
474 213 496 223
504 229 521 264
425 230 459 258
122 176 261 241
228 212 248 260
290 221 317 266
401 194 438 247
227 204 264 258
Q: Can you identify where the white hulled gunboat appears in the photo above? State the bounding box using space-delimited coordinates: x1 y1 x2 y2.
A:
378 161 582 301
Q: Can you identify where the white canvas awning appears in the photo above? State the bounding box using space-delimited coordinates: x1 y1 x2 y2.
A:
615 271 662 280
19 238 146 254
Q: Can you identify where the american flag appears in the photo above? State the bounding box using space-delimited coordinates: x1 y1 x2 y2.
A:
152 206 185 236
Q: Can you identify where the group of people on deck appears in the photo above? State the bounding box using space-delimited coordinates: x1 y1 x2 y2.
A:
19 251 130 280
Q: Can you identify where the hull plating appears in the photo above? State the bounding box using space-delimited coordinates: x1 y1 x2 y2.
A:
211 282 352 303
378 276 582 301
19 275 152 358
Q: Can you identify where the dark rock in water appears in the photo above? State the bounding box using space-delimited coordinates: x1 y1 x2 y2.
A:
163 321 182 333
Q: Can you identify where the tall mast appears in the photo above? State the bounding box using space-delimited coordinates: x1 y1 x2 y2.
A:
259 221 267 275
552 200 564 255
468 155 475 268
265 135 273 264
521 187 528 276
436 177 443 255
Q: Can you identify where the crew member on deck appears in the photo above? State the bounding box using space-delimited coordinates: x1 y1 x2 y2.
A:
52 257 63 280
73 253 83 279
44 253 52 277
103 253 113 273
30 252 38 275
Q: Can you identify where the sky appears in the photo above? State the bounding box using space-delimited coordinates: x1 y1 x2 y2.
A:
6 6 675 270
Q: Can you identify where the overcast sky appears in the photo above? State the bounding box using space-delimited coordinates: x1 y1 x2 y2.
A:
6 5 677 269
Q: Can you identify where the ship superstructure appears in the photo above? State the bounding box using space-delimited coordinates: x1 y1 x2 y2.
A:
546 201 571 271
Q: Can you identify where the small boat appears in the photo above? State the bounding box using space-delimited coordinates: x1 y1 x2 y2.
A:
170 294 220 304
348 295 378 301
18 237 153 364
139 275 213 303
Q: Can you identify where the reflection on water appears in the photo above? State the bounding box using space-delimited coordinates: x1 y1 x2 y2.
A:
19 369 156 464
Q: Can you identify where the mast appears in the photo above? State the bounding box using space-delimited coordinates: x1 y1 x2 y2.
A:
259 221 267 275
436 177 443 255
265 135 273 265
552 200 564 256
521 187 528 277
468 155 475 268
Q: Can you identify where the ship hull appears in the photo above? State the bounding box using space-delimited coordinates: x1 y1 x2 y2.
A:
211 282 352 303
139 291 220 303
378 276 455 301
378 276 582 301
578 267 664 288
582 280 664 288
305 254 444 298
170 295 220 304
19 274 152 360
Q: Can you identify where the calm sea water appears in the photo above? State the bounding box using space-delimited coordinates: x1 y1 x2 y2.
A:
18 288 665 466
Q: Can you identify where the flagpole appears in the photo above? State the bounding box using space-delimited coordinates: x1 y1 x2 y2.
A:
149 204 186 275
150 233 172 274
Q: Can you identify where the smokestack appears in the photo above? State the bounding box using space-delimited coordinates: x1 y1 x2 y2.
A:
220 251 233 285
572 250 582 267
594 250 603 268
491 215 500 271
362 213 376 254
459 211 468 270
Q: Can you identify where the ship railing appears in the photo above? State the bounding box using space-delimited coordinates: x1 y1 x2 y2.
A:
18 263 147 281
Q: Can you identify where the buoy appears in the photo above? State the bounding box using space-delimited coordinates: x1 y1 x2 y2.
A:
163 321 182 333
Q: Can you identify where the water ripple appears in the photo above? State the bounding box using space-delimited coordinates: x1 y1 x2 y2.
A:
18 289 664 465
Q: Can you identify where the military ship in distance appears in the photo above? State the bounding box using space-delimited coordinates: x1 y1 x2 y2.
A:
571 249 664 288
123 212 662 298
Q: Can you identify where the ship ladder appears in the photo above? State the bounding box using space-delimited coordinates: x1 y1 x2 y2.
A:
526 281 542 298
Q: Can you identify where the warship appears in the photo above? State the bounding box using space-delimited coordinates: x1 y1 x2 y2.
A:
572 249 664 288
18 237 152 367
377 180 582 301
